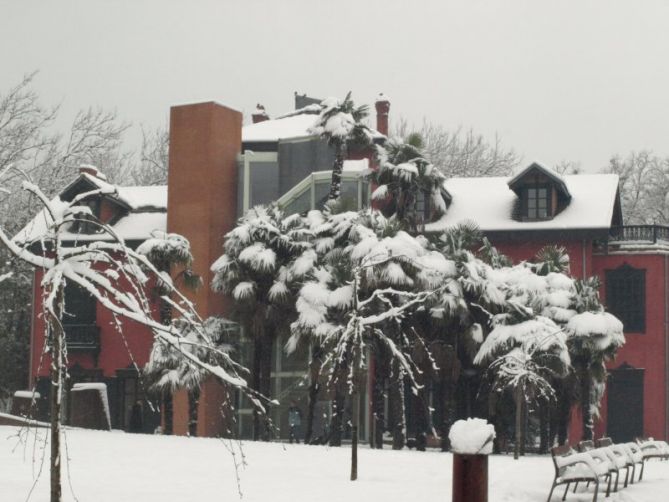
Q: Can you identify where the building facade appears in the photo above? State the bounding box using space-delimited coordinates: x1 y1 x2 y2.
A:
21 95 669 444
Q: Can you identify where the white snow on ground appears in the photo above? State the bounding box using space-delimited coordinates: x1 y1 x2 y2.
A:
1 425 668 502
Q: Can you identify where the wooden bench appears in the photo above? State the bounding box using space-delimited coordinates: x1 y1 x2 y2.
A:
547 445 610 502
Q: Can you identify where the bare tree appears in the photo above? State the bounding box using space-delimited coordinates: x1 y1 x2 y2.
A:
553 160 582 175
604 151 669 224
393 118 520 178
0 168 264 502
123 126 169 186
0 75 141 408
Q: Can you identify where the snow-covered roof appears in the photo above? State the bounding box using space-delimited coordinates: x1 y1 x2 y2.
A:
14 174 167 244
425 173 620 233
116 186 167 211
74 173 166 210
243 108 384 143
508 162 571 200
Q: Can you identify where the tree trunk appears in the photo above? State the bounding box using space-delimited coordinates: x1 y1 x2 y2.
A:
49 296 64 502
581 366 593 441
329 387 345 447
514 386 523 460
441 379 457 452
258 332 273 441
350 340 362 481
555 380 571 445
163 391 173 435
188 388 200 437
520 396 528 457
390 363 406 450
371 351 386 449
539 401 550 453
351 389 360 480
327 144 346 200
414 381 429 452
252 336 263 441
304 345 322 445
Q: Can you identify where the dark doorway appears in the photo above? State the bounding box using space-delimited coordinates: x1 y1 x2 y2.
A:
607 364 644 442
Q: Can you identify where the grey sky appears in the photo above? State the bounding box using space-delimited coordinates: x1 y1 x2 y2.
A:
3 0 669 172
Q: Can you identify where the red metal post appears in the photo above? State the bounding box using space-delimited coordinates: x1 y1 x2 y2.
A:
452 453 488 502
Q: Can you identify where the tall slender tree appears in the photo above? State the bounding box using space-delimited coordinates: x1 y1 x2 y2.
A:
309 93 372 201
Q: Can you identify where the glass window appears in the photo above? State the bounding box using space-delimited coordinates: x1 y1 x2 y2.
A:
339 181 359 212
606 265 645 333
250 162 279 207
525 186 550 220
63 283 96 325
314 181 330 210
284 188 311 216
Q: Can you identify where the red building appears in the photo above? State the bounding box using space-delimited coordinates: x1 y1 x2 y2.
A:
17 168 167 431
425 163 667 443
19 96 669 444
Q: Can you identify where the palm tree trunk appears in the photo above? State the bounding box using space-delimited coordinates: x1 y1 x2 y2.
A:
390 363 406 450
350 339 361 481
304 345 322 444
581 366 593 441
329 386 345 447
440 376 457 451
414 379 429 451
371 351 386 449
188 388 200 436
514 386 523 460
327 143 346 200
252 336 263 441
163 391 173 435
259 332 273 441
539 401 550 453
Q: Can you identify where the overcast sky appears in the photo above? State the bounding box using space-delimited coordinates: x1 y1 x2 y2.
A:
3 0 669 172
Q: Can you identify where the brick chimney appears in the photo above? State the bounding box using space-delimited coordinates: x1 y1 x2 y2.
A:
251 104 269 123
166 101 242 438
79 164 107 181
375 93 390 137
167 101 241 318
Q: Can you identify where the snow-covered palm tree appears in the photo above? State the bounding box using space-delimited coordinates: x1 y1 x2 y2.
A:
565 278 624 441
309 93 372 202
371 137 448 232
138 231 201 434
211 204 314 439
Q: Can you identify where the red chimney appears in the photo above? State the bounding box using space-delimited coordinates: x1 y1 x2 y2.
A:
252 103 269 124
79 164 107 181
375 93 390 136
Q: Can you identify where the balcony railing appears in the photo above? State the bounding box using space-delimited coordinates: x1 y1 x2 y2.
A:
608 225 669 244
64 324 101 352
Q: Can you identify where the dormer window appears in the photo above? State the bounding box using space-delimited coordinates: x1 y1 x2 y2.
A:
525 185 549 220
508 162 572 222
69 197 101 234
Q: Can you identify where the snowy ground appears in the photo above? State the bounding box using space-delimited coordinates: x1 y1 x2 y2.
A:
1 425 668 502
